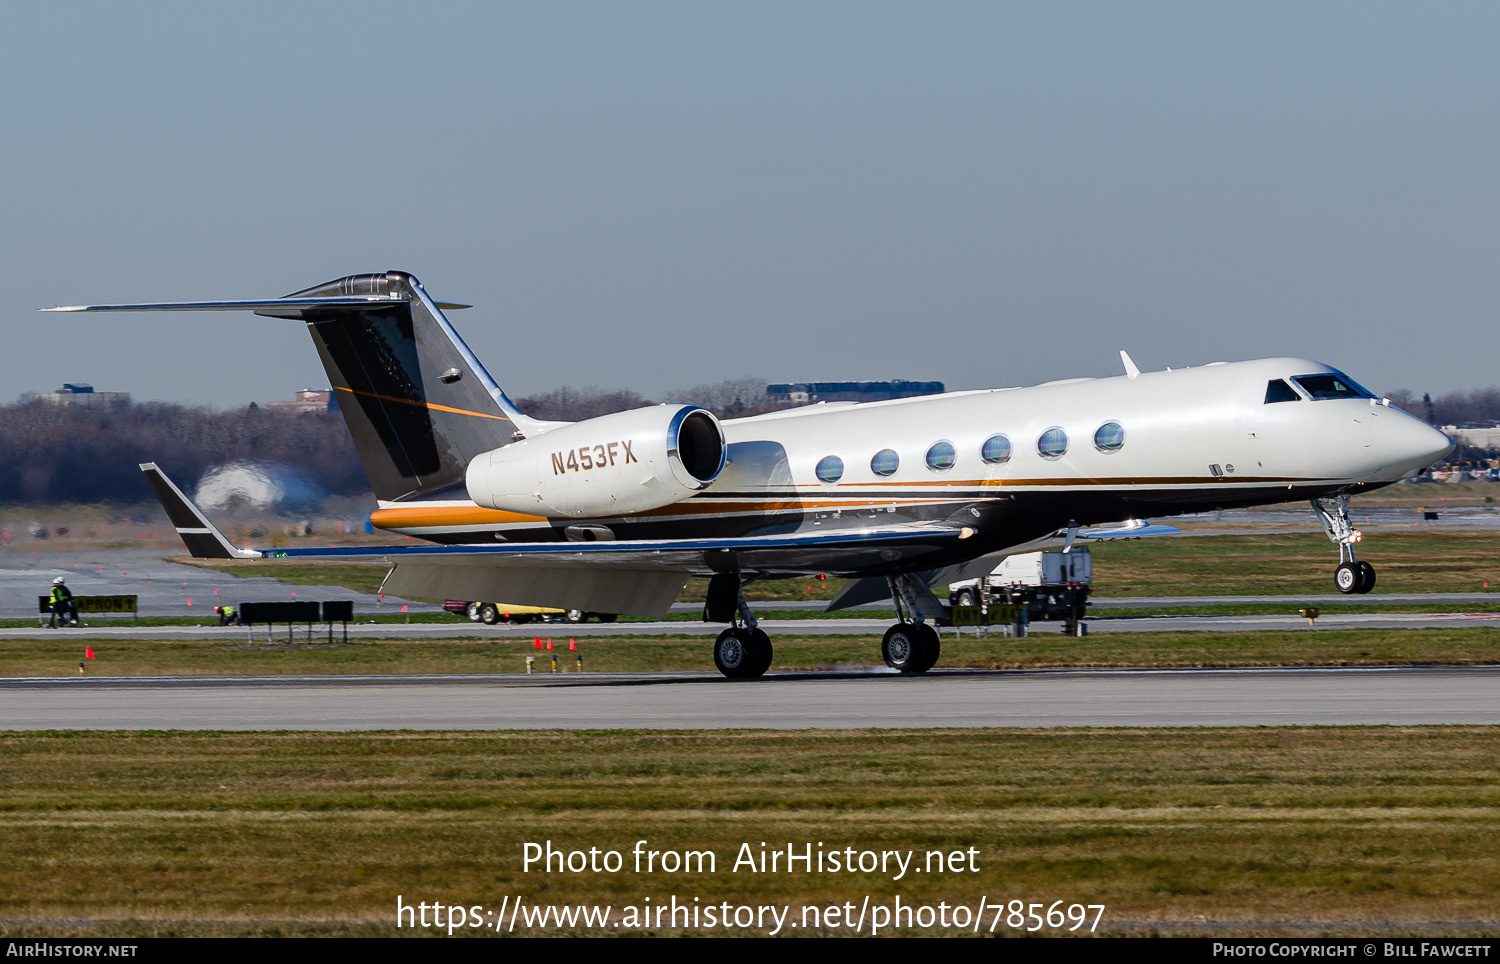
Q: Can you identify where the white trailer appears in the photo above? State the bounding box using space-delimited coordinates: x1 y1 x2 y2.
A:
948 548 1092 636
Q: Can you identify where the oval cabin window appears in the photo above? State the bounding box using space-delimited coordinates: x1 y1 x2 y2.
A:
1037 428 1068 459
925 441 957 471
981 435 1012 464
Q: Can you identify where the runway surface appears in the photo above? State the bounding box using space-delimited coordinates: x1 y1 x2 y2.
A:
3 608 1499 641
1 665 1495 729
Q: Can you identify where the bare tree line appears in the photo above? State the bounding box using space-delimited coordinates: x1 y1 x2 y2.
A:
1386 388 1500 428
514 377 777 421
0 400 365 505
0 378 779 506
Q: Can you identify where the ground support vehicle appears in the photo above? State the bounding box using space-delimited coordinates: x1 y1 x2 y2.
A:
442 600 619 625
946 549 1092 637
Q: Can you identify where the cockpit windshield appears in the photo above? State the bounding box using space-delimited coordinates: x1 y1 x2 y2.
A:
1292 373 1374 400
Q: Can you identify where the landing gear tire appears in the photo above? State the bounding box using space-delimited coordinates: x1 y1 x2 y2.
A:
1335 562 1361 595
714 628 770 679
465 602 482 622
479 603 500 625
746 628 772 677
883 623 939 674
1356 561 1376 594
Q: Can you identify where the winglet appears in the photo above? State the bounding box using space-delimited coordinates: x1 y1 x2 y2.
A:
1120 350 1141 379
139 463 258 559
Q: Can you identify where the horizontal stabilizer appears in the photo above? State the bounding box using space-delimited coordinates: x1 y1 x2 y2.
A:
139 463 256 559
42 298 471 314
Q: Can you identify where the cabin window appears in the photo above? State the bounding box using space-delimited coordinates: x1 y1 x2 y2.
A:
925 441 957 471
815 455 844 483
870 449 899 477
1037 427 1068 459
1093 421 1125 453
1293 373 1374 400
980 434 1012 464
1265 379 1300 403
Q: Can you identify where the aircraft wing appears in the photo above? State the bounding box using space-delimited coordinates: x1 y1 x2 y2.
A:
141 464 973 616
277 527 970 617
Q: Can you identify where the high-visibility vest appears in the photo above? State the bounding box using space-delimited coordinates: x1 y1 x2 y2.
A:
50 587 66 604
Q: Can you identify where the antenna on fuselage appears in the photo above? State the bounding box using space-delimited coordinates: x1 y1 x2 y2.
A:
1120 350 1141 379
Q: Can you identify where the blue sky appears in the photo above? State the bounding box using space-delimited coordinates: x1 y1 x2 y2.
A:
4 2 1497 406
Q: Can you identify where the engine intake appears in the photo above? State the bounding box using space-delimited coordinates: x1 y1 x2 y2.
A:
465 405 726 518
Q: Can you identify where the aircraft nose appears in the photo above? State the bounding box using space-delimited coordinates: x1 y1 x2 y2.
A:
1379 411 1455 477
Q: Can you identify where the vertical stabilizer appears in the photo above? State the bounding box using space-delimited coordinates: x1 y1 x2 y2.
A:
268 271 527 502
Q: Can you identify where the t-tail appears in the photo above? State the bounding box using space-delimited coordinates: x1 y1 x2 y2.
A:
46 271 552 502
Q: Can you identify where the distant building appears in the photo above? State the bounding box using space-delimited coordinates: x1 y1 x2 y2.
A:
266 389 338 414
27 383 130 407
1444 425 1500 451
766 380 945 407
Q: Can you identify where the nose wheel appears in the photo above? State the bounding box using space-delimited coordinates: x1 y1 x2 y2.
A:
1335 560 1377 595
1316 496 1376 594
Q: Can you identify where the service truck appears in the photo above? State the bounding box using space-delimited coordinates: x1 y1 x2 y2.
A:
947 548 1091 636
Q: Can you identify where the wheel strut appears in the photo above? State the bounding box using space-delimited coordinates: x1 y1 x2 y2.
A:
1312 496 1374 594
883 574 940 673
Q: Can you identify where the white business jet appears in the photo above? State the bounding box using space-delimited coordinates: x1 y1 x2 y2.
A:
45 271 1453 677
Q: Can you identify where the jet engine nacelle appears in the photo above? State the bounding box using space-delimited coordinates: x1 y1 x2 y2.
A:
465 405 726 518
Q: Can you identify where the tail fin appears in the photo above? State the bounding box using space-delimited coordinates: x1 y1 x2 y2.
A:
140 463 256 559
48 271 554 502
276 271 534 501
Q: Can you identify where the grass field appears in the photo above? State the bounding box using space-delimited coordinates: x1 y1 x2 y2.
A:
0 727 1496 936
1087 529 1500 596
7 628 1500 677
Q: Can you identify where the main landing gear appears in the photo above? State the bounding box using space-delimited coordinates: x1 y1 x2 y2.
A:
882 574 940 674
1313 495 1376 595
706 575 772 679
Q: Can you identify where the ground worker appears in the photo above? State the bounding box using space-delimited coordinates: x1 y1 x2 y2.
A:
216 604 240 626
48 577 77 628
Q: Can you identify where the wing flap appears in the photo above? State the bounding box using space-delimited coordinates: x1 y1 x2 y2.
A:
382 564 687 617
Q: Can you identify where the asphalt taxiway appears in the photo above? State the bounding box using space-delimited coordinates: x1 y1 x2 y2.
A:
2 607 1497 641
0 665 1494 729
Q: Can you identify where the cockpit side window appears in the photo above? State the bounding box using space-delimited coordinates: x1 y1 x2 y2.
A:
1292 373 1373 400
1265 379 1300 403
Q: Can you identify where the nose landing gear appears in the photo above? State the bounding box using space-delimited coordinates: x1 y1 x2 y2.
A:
1314 496 1375 594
